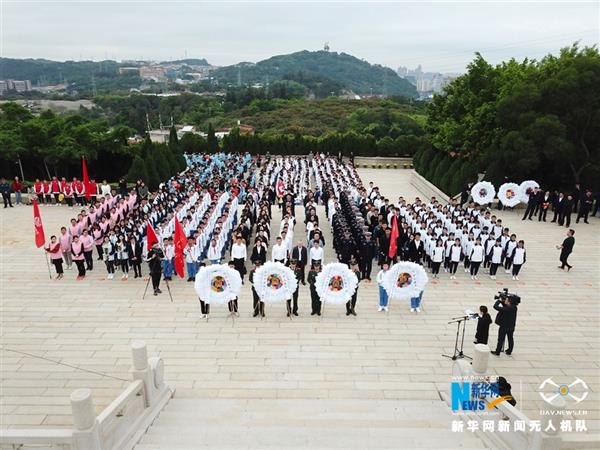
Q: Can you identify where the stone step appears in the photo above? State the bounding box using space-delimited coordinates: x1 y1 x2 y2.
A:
135 399 488 449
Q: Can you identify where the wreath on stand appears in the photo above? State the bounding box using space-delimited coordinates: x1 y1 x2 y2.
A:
383 261 428 300
194 264 242 304
315 262 359 306
518 180 540 203
471 181 496 205
498 183 521 208
253 261 298 303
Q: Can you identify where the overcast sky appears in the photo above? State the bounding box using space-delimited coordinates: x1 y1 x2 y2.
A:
2 1 598 73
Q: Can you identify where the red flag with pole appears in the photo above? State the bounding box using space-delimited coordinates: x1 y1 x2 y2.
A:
33 199 46 248
388 214 399 259
82 157 91 200
173 217 187 279
147 222 159 250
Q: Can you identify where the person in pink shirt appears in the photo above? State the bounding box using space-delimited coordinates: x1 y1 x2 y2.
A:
81 229 94 271
99 216 110 235
59 227 73 269
91 224 104 260
69 218 80 238
45 235 64 279
88 205 97 227
71 235 86 280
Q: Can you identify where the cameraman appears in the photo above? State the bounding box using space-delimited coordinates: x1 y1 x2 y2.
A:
147 242 164 296
491 295 518 356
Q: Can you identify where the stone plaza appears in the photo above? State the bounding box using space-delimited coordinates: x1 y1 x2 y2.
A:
1 168 598 449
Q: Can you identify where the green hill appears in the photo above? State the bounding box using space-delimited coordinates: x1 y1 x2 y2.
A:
213 50 417 98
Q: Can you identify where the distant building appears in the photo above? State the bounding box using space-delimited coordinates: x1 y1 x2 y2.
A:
215 122 256 139
139 66 167 82
397 65 459 94
0 79 32 95
118 67 140 75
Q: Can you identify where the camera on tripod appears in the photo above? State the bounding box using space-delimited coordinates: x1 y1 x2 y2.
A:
494 288 521 305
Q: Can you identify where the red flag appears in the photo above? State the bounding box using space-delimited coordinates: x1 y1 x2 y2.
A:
33 199 46 248
173 217 187 279
147 222 159 250
82 157 91 200
388 214 399 259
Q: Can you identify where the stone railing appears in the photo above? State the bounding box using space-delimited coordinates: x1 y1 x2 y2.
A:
442 344 599 450
0 341 173 450
354 156 413 168
410 170 453 203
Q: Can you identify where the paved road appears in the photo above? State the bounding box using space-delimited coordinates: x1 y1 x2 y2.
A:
1 169 598 434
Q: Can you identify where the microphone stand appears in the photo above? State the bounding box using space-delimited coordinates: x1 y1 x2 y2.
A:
442 315 472 361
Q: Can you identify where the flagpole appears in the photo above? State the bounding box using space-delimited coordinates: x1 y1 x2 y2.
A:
43 249 52 279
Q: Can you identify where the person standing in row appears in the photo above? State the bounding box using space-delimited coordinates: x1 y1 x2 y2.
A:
81 229 94 271
557 229 575 271
147 243 163 296
249 260 265 318
102 236 116 280
45 235 64 279
469 237 484 280
231 235 247 283
291 242 308 284
449 238 462 280
488 239 503 280
0 178 13 208
129 236 143 279
116 235 129 279
287 259 301 317
59 227 73 270
511 241 526 280
346 260 361 316
71 235 86 280
308 262 321 316
376 262 389 312
431 240 444 279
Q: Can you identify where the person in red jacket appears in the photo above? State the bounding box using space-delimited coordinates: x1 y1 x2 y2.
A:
42 179 52 204
11 176 23 205
34 179 44 204
51 176 61 205
89 179 98 204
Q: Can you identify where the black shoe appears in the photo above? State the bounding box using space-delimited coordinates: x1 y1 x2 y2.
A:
346 311 351 316
585 221 589 224
505 351 512 356
157 288 162 294
253 313 259 317
187 277 192 282
154 290 158 296
287 313 291 317
490 351 500 356
351 310 357 316
311 312 316 316
317 312 321 316
293 312 298 316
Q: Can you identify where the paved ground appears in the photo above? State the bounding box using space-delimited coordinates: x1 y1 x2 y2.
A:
0 169 598 436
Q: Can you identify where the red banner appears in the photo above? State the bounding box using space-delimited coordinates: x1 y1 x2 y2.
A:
33 199 46 248
173 217 187 279
147 223 159 250
82 158 91 200
388 214 398 259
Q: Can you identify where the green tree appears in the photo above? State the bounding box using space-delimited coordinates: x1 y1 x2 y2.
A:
127 155 149 183
206 123 219 153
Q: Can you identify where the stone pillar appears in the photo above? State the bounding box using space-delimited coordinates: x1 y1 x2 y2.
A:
131 340 148 371
472 344 490 374
70 388 102 450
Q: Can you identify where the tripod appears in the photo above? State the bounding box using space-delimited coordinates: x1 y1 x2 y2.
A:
442 316 472 361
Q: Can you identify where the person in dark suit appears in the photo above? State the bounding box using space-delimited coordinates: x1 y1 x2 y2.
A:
557 229 575 271
538 191 551 222
407 232 425 264
576 191 593 224
128 236 143 278
474 305 493 345
522 187 539 220
561 195 574 227
551 192 565 223
291 242 308 284
491 297 518 356
359 233 375 281
250 241 267 265
460 182 473 206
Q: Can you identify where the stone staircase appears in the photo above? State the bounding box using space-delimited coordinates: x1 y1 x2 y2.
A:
134 398 488 449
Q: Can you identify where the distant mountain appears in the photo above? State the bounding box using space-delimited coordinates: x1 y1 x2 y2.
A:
213 50 417 97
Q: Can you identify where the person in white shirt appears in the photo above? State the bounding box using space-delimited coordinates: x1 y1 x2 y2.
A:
271 237 288 264
231 235 247 282
184 241 200 281
309 241 324 266
431 239 444 279
469 237 484 279
449 238 462 279
207 239 221 265
377 262 389 312
488 239 503 280
511 240 526 281
100 180 112 197
503 234 518 274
